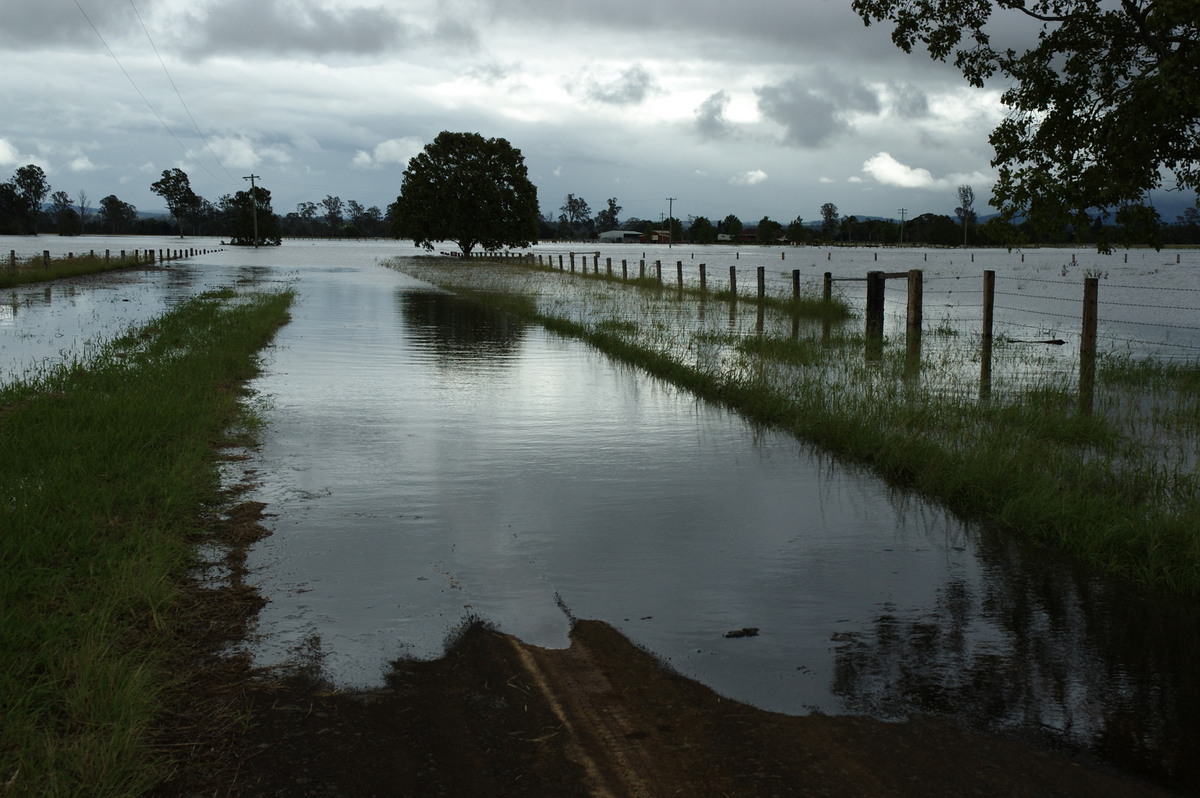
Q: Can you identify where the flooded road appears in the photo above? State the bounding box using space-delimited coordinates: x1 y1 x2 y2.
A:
4 237 1198 791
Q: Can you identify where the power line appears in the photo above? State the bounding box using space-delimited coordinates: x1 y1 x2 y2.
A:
72 0 228 185
129 0 237 184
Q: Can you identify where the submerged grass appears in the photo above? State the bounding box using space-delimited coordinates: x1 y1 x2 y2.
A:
392 256 1200 596
0 287 293 796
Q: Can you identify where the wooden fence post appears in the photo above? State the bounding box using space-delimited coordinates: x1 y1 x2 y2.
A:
43 250 50 268
865 270 885 359
729 265 737 297
1080 277 1099 415
699 263 707 292
606 257 612 276
906 269 923 374
655 260 662 284
639 259 646 278
792 269 800 301
757 267 766 301
622 259 628 279
676 260 683 290
981 270 995 400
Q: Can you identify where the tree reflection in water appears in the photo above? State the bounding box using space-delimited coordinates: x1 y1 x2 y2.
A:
399 289 527 366
832 522 1200 791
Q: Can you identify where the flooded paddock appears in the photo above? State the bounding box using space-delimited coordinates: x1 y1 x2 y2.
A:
4 237 1198 791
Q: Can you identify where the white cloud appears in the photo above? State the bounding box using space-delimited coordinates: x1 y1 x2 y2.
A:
819 176 835 184
372 137 424 166
210 137 263 171
0 138 21 168
862 152 943 189
730 169 768 186
862 151 994 193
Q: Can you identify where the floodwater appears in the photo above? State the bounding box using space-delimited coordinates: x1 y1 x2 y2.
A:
4 236 1199 792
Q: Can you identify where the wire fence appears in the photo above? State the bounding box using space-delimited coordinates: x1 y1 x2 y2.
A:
494 245 1200 362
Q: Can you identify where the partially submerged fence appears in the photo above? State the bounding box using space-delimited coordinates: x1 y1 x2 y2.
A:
460 248 1200 413
6 247 219 273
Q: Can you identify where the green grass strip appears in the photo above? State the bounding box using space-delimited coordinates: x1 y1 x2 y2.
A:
0 252 157 289
0 287 293 796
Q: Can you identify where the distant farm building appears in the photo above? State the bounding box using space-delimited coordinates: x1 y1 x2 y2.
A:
598 230 644 243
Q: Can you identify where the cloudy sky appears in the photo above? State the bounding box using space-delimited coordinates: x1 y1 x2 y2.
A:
0 0 1014 226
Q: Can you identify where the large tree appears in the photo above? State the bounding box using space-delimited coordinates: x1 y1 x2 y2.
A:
819 202 840 237
321 195 345 232
786 216 809 243
595 197 622 233
688 216 717 244
954 184 976 246
391 131 540 257
852 0 1199 247
220 185 281 246
13 165 50 235
49 191 79 236
559 193 593 239
98 194 138 234
150 168 199 238
757 216 783 243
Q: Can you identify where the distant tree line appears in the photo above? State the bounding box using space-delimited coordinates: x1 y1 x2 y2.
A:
0 165 392 244
541 188 1200 248
4 160 1198 249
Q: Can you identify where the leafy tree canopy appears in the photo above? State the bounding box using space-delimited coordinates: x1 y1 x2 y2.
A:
719 214 743 238
7 164 51 234
150 168 199 238
688 216 717 244
852 0 1199 248
819 202 840 236
98 194 138 234
595 197 622 233
220 186 281 246
757 216 783 243
786 216 809 243
391 131 540 257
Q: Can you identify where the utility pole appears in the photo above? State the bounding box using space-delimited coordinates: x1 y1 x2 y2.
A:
243 174 261 248
898 207 907 245
666 197 677 248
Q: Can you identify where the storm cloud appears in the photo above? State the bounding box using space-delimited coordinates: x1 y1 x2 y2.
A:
180 0 410 57
0 0 1005 225
755 72 882 148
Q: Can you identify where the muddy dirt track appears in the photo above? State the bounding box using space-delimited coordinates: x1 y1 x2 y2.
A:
149 501 1181 797
158 612 1177 797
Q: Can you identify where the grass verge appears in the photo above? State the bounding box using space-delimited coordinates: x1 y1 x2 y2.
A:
391 257 1200 596
0 286 293 796
0 251 158 289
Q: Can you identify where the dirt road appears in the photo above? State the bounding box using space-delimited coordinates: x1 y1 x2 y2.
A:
158 616 1175 797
